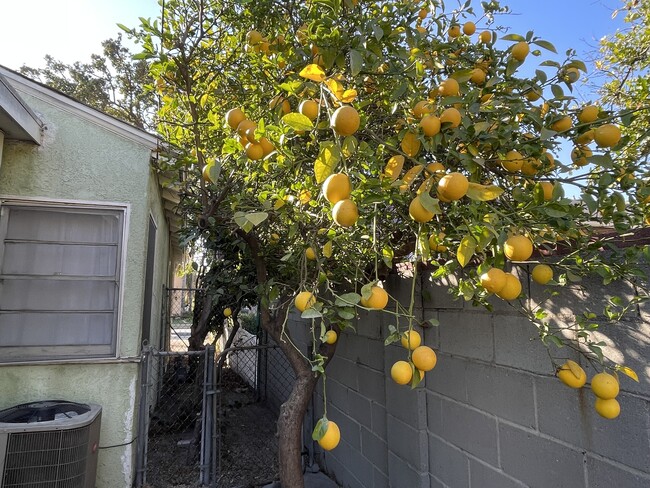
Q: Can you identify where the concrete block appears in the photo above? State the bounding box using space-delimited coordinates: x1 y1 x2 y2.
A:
321 450 363 488
326 356 358 391
439 398 499 465
372 403 387 441
438 311 494 361
429 474 448 488
339 334 384 372
373 468 390 488
465 362 536 428
355 308 383 340
387 451 429 488
493 314 564 375
387 414 429 471
326 377 349 413
328 404 361 451
469 460 527 488
422 310 441 349
385 272 421 309
586 455 650 488
361 427 388 475
424 353 468 403
385 345 428 429
499 422 586 488
348 389 372 429
358 366 386 406
422 272 463 310
536 376 650 473
428 435 470 488
426 393 442 436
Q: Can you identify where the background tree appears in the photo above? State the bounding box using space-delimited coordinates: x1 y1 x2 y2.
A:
21 35 155 129
126 0 649 485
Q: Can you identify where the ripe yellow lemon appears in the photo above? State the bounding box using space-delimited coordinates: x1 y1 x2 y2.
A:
426 162 445 177
331 105 361 136
502 150 524 172
305 247 317 260
575 129 595 145
496 273 522 300
480 267 507 294
270 95 291 114
479 30 492 43
391 361 413 385
332 199 359 227
463 21 476 35
412 346 437 371
539 182 554 201
532 264 553 285
295 291 316 312
438 78 460 97
299 99 320 121
259 137 275 156
237 119 257 137
594 398 620 419
594 124 621 148
360 286 389 310
429 232 448 252
571 145 593 167
420 115 441 137
448 25 461 38
511 41 530 62
318 420 341 450
413 100 433 118
224 307 232 317
551 116 573 132
226 108 246 130
401 330 422 350
245 142 264 160
409 196 435 223
246 30 263 45
323 173 352 204
591 372 619 399
469 68 486 85
557 360 587 388
578 105 599 124
565 67 580 83
504 235 533 261
438 172 469 200
440 107 461 128
401 131 421 157
324 330 338 345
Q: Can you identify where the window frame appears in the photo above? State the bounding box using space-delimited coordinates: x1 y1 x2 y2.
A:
0 196 129 363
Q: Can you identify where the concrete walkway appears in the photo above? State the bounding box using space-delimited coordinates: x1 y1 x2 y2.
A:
261 470 339 488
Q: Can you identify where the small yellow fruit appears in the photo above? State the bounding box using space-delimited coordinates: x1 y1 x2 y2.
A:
412 346 437 372
478 30 492 43
295 291 316 312
521 158 540 176
420 115 441 137
331 105 361 136
418 8 428 19
429 232 448 252
480 268 507 294
409 196 435 223
595 398 620 419
463 21 476 35
323 173 352 204
299 99 320 121
571 145 593 167
438 172 469 201
224 307 232 317
551 116 573 132
401 330 422 350
440 107 462 128
594 124 621 148
225 108 246 130
511 41 530 62
502 150 524 172
504 235 533 261
332 199 359 227
532 264 553 285
401 131 421 157
469 68 486 85
578 105 599 124
591 372 619 399
246 30 263 45
438 78 460 97
565 67 580 83
557 360 587 388
495 273 522 300
270 95 291 114
324 330 338 345
305 247 317 260
270 233 280 244
237 119 257 137
245 142 264 160
448 25 461 38
391 361 413 385
360 286 389 310
575 130 595 145
413 100 433 119
318 420 341 450
539 182 554 201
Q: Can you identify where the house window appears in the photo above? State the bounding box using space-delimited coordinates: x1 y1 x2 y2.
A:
0 201 125 362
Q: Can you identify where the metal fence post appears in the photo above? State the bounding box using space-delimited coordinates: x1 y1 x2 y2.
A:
134 346 151 487
200 345 216 486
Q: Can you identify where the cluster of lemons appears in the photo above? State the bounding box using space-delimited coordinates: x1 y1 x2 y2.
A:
557 360 622 419
391 330 438 386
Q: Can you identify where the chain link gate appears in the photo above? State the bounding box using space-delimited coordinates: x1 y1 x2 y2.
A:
135 345 216 487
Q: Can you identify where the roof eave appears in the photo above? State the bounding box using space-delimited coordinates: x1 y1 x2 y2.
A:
0 73 42 144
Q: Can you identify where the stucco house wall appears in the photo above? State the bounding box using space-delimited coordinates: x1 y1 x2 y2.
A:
0 68 172 487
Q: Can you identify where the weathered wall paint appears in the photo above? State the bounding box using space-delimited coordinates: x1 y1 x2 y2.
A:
0 85 169 487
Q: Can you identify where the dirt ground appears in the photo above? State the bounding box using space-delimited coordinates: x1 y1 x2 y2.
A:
145 369 279 488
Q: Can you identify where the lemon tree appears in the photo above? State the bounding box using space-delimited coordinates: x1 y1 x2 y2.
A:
127 0 649 484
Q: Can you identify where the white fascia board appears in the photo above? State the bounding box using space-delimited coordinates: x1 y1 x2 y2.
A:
0 73 42 143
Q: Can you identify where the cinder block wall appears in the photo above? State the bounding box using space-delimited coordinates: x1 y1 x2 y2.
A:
289 269 650 488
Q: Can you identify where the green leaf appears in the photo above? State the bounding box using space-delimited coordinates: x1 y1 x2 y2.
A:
551 84 564 98
502 34 526 41
384 331 400 346
588 154 613 168
418 192 441 214
582 193 598 214
301 308 323 319
457 235 477 268
314 142 341 183
427 317 440 327
337 309 356 320
616 365 639 382
466 183 504 201
282 113 313 131
246 212 268 226
312 417 329 441
349 49 363 77
336 293 361 306
361 282 374 300
539 60 561 68
410 364 422 389
207 161 222 183
532 39 557 53
342 136 358 157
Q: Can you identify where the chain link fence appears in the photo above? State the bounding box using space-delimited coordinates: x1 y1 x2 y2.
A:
164 287 200 352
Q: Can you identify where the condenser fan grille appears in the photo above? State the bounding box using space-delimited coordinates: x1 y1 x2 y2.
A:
2 426 90 487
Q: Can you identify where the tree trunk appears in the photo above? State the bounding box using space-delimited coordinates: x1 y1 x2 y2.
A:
189 291 213 350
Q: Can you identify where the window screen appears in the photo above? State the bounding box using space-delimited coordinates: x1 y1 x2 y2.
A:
0 202 124 362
